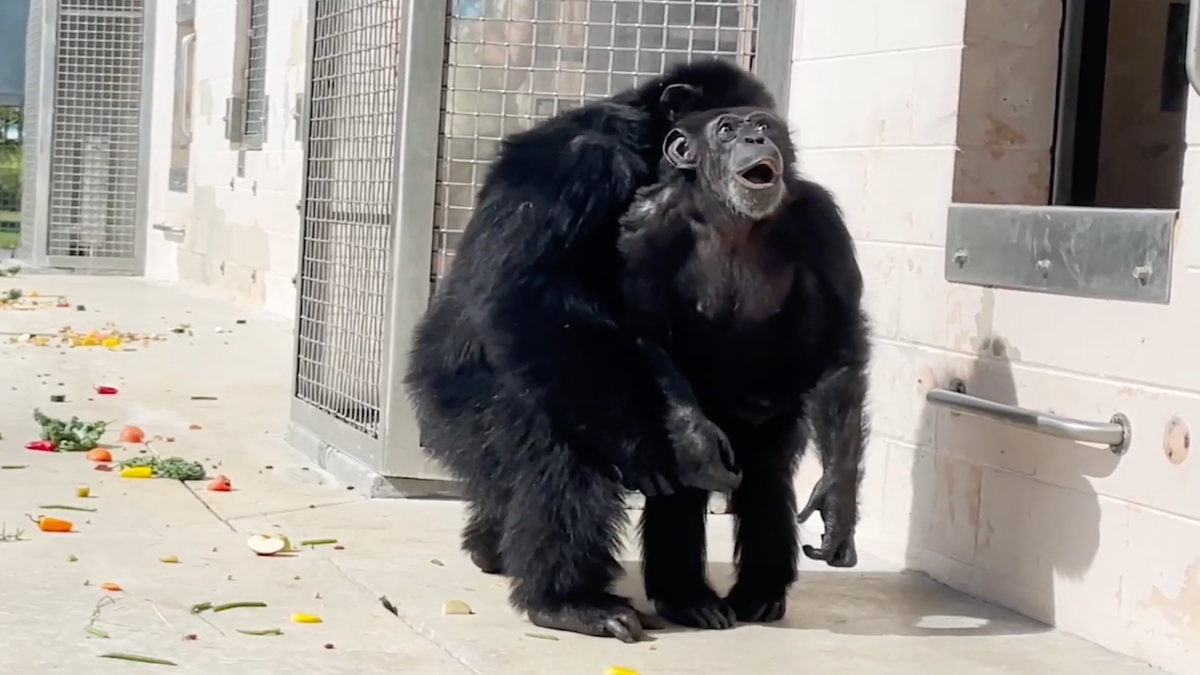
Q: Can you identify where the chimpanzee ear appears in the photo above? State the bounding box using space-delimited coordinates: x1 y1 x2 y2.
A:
663 129 697 170
660 83 701 121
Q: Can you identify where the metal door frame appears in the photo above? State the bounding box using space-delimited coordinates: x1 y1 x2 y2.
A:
29 0 155 274
288 0 796 482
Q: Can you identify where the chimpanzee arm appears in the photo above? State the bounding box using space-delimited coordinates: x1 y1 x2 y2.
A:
790 181 870 568
798 315 869 568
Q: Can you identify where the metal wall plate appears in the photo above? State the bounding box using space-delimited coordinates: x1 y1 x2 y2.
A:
177 0 195 23
167 167 188 193
224 96 245 143
945 203 1175 304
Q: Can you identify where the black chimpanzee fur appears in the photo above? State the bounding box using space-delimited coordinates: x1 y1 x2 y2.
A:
618 106 870 630
403 61 775 643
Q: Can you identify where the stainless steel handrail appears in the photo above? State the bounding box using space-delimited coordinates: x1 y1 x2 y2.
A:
152 222 185 235
926 388 1131 456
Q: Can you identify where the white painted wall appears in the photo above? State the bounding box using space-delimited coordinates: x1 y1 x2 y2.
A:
144 0 307 317
788 1 1199 674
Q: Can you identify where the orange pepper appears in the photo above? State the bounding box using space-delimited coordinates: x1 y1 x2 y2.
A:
100 582 123 592
34 515 73 532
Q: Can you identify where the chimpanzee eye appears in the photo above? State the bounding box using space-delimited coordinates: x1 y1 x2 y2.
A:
754 121 769 132
717 121 736 139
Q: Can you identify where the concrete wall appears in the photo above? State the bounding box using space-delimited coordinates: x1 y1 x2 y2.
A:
790 1 1199 674
144 0 306 317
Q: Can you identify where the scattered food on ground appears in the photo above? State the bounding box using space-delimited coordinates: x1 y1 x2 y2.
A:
118 424 145 443
247 534 291 556
212 601 268 613
94 385 119 395
207 474 232 491
30 514 74 532
99 653 177 666
76 484 90 497
99 583 123 592
430 558 445 566
32 409 108 452
118 456 206 481
159 555 180 564
85 447 112 462
525 632 560 641
441 599 474 616
38 503 96 512
298 537 337 547
290 613 323 624
119 465 153 478
605 667 640 675
237 628 282 636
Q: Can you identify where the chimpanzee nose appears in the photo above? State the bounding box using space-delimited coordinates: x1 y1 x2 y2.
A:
742 136 765 144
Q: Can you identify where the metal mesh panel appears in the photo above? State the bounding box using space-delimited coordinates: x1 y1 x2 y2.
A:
432 0 759 281
20 0 45 256
46 0 146 259
244 0 269 140
294 0 402 437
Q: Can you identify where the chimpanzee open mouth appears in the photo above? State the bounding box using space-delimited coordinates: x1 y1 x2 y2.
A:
736 160 779 187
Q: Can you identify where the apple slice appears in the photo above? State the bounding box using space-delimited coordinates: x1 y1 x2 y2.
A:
247 534 289 556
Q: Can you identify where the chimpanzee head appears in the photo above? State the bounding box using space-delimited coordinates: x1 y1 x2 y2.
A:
661 107 794 220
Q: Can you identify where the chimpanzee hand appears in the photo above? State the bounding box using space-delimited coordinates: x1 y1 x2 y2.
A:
797 474 858 568
664 402 741 493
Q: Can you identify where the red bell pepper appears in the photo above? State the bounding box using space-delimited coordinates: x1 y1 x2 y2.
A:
94 385 119 395
26 440 57 452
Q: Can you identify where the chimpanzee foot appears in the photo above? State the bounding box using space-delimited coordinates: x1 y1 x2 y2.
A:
725 584 788 623
654 587 737 630
528 599 658 643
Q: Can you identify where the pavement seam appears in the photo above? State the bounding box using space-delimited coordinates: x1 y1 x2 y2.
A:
324 558 493 675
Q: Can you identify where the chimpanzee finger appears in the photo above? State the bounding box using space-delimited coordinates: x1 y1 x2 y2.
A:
797 482 826 523
801 543 826 561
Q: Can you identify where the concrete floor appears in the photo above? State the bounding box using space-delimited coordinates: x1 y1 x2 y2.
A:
0 275 1166 675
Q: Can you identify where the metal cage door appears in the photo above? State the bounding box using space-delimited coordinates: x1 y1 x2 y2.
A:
27 0 154 273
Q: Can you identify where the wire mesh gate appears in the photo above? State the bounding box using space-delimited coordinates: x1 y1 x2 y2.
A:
290 0 794 481
20 0 154 272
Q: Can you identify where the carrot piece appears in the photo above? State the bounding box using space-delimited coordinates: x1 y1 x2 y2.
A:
35 515 74 532
100 582 123 592
118 425 145 443
85 447 113 463
207 475 232 492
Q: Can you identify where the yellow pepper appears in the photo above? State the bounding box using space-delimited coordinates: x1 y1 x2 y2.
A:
605 668 640 675
119 466 153 478
290 613 323 624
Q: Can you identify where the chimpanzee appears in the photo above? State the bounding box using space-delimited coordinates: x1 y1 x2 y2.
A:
617 106 869 629
404 61 774 643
